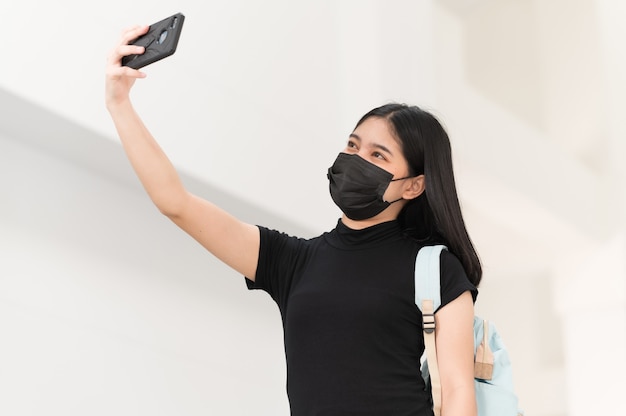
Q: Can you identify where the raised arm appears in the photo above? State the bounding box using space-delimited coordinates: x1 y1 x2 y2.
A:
105 25 260 280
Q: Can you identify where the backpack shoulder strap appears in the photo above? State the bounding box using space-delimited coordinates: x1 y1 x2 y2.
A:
414 244 446 313
415 245 447 416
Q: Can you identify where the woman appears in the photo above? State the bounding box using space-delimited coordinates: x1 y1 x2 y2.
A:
106 25 479 416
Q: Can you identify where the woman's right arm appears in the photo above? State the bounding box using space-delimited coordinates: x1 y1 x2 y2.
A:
105 25 260 280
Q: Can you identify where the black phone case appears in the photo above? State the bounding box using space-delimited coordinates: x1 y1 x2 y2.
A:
122 13 185 69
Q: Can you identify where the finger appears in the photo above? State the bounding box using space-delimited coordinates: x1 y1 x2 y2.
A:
117 44 145 58
123 67 147 79
106 25 150 67
120 25 150 45
119 25 145 39
107 64 147 80
121 24 142 34
107 44 144 67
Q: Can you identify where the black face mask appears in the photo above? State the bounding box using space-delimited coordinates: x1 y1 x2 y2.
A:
327 153 410 221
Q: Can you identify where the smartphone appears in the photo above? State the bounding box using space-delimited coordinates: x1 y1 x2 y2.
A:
122 13 185 69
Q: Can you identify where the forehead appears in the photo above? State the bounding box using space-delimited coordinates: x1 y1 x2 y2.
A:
353 117 401 148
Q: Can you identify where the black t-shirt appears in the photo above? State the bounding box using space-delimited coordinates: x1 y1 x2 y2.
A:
246 219 477 416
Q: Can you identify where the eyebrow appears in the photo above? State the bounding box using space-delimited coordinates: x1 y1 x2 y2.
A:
349 133 394 156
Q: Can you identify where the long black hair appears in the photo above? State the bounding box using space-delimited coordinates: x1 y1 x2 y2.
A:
355 103 482 287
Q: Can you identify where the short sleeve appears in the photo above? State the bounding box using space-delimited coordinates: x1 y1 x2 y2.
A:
245 226 308 309
438 250 478 311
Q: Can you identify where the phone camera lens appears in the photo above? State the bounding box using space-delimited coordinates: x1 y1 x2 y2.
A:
157 30 168 44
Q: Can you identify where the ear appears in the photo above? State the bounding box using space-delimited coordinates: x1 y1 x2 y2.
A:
402 175 425 200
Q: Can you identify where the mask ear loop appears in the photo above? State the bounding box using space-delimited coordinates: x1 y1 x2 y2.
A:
386 196 405 204
390 175 413 182
385 175 417 203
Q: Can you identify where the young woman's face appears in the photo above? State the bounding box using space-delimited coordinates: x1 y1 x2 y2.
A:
343 116 413 204
344 116 411 179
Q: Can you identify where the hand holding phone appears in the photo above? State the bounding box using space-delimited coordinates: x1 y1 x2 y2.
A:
122 13 185 69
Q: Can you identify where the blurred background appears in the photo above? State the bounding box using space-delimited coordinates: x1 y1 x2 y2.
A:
1 1 624 415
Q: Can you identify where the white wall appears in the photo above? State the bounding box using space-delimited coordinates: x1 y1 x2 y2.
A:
0 129 294 415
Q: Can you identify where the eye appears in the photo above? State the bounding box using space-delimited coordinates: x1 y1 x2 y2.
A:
346 140 358 151
372 151 386 160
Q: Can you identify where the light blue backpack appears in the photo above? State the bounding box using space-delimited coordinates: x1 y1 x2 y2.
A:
414 245 523 416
